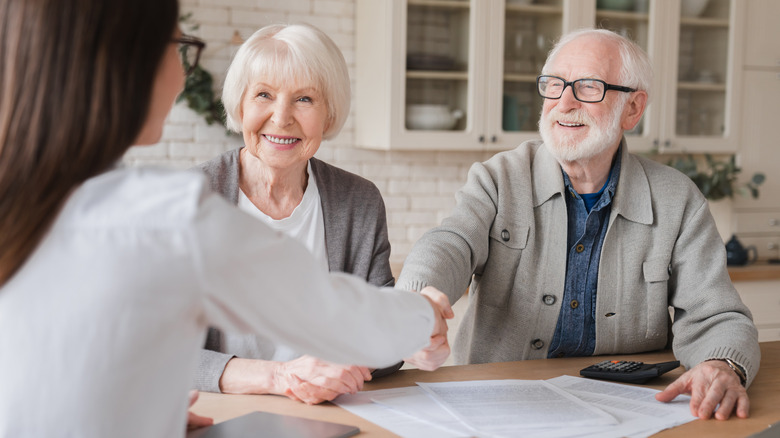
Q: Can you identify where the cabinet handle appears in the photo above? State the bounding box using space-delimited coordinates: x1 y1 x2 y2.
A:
653 139 659 147
478 135 485 143
768 242 779 250
490 135 497 143
770 218 780 226
664 139 671 147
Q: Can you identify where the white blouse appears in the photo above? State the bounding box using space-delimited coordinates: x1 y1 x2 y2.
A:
237 161 329 272
0 166 433 438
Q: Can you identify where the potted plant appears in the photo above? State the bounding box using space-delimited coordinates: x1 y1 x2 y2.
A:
177 13 229 130
665 154 764 201
664 154 765 242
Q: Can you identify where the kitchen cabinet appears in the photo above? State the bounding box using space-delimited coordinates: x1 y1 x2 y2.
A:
354 0 745 152
355 0 561 151
734 280 780 342
590 0 745 153
732 0 780 262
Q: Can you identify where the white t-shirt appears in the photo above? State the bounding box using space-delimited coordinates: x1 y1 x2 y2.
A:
235 163 328 361
237 162 329 272
0 167 434 437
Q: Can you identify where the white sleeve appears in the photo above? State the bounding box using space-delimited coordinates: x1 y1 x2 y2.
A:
190 192 434 368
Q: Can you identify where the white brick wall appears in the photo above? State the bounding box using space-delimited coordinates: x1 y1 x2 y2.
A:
123 0 496 268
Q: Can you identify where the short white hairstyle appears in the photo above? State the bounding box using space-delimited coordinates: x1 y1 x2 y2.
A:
542 28 654 103
222 23 351 139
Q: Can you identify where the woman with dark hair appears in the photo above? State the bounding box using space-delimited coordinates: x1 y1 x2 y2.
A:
0 0 452 436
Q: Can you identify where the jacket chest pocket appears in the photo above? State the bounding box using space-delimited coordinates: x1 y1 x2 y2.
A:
642 259 671 340
476 218 529 308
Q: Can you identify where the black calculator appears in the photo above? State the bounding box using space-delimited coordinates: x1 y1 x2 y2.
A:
580 360 681 384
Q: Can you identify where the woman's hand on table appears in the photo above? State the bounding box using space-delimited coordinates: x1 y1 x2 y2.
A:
277 355 372 404
655 359 749 420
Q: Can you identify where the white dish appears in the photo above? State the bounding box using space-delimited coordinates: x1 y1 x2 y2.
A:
406 104 464 131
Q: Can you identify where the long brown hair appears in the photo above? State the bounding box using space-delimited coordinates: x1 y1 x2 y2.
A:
0 0 179 285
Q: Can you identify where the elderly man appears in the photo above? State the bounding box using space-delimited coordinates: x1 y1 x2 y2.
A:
398 28 760 421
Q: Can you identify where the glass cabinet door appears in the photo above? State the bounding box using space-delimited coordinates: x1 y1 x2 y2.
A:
593 0 652 143
501 0 564 134
405 0 471 132
674 0 731 139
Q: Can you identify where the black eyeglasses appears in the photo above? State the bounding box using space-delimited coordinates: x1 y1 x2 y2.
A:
173 35 205 75
536 75 636 103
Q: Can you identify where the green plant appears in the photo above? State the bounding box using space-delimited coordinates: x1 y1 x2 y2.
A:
666 154 765 201
177 13 228 129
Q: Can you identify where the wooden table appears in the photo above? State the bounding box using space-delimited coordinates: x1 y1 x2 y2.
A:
191 341 780 437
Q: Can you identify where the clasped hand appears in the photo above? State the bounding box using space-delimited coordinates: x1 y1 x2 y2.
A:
656 359 749 420
404 286 455 371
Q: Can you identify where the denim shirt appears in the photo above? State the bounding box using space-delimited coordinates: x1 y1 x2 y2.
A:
547 150 622 358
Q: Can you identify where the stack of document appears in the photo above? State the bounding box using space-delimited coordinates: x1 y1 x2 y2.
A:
333 375 697 438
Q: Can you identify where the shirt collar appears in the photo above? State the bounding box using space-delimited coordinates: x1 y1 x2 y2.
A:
532 137 654 225
561 146 622 211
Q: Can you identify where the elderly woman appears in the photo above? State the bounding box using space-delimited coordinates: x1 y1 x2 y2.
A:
194 24 397 404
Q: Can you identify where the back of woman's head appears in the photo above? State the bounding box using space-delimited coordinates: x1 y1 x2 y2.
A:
0 0 179 285
222 23 351 140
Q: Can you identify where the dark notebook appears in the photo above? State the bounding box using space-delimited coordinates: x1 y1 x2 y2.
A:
186 411 360 438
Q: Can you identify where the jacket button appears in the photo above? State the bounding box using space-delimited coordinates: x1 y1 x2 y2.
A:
531 339 545 350
575 244 584 253
542 295 556 305
570 300 579 309
501 229 510 241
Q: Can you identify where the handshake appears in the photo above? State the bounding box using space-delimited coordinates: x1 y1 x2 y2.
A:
407 286 455 371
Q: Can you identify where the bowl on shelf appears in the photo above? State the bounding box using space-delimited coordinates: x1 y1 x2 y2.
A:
406 104 464 131
680 0 710 17
596 0 634 11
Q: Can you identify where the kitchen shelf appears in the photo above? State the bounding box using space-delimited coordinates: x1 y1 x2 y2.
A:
503 73 538 83
680 17 729 28
677 81 727 92
408 0 469 9
506 4 563 15
595 10 649 21
406 70 469 80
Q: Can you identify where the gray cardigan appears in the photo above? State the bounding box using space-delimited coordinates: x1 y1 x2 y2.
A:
398 139 761 387
194 148 395 392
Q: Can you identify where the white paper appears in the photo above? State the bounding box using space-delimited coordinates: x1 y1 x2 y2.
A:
417 379 617 436
333 376 698 438
546 375 697 438
333 388 466 438
370 386 478 436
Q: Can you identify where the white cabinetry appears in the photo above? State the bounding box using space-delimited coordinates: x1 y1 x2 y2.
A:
733 0 780 262
355 0 568 151
734 280 780 342
355 0 745 153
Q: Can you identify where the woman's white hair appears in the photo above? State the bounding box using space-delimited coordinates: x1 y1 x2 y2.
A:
541 28 654 103
222 23 350 139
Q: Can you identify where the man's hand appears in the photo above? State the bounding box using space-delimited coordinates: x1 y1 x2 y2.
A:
186 390 214 430
655 360 749 420
276 355 372 405
404 286 455 371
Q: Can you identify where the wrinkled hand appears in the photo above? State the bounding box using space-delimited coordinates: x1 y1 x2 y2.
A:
404 286 455 371
655 360 749 420
276 355 372 405
186 390 214 430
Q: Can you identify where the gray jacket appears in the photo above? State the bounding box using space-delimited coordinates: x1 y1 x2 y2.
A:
194 148 395 392
398 139 760 386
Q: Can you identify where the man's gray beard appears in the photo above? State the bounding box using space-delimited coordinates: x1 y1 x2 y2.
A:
539 101 626 164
